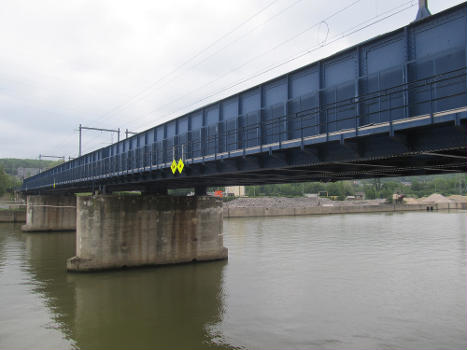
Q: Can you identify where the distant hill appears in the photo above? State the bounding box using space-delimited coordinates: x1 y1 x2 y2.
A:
0 158 60 176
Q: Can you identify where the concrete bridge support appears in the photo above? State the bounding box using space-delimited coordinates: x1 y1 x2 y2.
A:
21 194 76 232
66 194 228 272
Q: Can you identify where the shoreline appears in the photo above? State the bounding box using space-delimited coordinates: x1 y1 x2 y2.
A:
1 200 465 223
224 201 467 218
0 209 26 223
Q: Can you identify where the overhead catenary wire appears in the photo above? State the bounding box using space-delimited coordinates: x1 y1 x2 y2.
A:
129 0 365 129
79 131 119 156
66 0 312 153
68 0 402 150
87 0 285 125
59 0 416 157
77 0 416 154
96 0 354 131
48 0 302 154
48 0 336 154
86 0 309 126
128 0 416 133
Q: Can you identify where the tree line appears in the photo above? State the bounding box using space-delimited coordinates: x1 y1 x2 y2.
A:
0 158 59 176
0 167 20 197
0 158 58 198
244 174 467 200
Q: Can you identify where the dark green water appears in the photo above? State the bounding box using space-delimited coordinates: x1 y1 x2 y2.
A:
0 211 465 349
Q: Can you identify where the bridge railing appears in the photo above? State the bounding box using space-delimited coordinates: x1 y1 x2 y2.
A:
131 66 465 165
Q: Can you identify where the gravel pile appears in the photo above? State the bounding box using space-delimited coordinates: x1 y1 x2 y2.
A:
448 195 467 202
403 197 419 204
403 193 467 204
225 197 385 208
225 193 466 209
418 193 454 204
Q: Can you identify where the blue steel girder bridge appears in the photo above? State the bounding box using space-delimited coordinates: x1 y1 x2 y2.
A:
22 3 467 195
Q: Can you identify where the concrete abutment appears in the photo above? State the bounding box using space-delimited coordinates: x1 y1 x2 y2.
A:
67 194 228 272
21 194 76 232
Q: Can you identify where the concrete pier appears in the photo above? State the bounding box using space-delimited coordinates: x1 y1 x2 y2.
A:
21 195 76 232
67 194 228 272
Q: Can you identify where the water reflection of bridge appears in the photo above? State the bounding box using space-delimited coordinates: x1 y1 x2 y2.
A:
20 227 230 349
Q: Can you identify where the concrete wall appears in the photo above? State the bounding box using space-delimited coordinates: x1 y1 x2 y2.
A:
223 202 467 218
0 210 26 223
67 195 228 272
21 195 76 232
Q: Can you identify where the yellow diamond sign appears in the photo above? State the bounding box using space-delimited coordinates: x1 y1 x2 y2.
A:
177 158 184 174
171 159 177 174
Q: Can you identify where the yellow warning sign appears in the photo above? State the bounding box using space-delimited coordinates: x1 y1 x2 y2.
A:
177 158 184 174
171 159 177 174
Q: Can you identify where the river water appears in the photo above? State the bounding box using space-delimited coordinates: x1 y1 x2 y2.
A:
0 211 465 349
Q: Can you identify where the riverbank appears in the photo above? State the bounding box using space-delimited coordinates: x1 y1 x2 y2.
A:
0 209 26 223
2 194 465 223
224 195 467 218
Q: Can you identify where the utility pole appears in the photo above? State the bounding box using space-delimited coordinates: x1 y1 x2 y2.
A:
125 129 137 139
79 124 82 158
78 125 120 157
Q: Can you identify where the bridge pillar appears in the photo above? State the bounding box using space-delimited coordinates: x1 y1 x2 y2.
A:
21 194 76 232
66 194 227 272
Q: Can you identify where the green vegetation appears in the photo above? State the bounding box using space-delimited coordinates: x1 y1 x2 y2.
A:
0 166 20 197
245 174 467 200
0 158 60 198
0 158 60 176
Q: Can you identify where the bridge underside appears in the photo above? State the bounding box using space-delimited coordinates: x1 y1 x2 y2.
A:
29 116 466 195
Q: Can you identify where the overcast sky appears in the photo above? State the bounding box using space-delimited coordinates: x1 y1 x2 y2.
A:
0 0 463 159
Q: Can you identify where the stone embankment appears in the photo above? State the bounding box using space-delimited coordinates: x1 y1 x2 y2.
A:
0 202 26 223
223 194 467 218
0 209 26 223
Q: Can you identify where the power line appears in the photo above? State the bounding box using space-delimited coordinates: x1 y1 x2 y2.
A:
125 129 138 139
52 0 318 154
78 125 121 156
70 0 363 152
87 0 308 126
60 0 416 156
130 0 413 132
48 0 287 154
87 0 284 125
